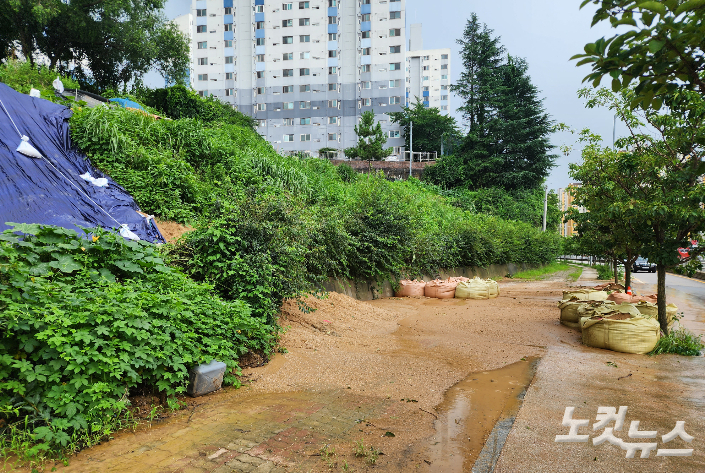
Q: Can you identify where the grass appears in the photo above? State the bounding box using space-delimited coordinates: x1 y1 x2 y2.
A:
511 262 572 280
649 327 704 356
568 266 583 282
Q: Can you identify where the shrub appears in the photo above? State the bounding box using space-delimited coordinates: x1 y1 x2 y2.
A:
649 327 704 356
0 60 80 105
0 224 272 457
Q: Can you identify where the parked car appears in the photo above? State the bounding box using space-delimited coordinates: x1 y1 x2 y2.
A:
632 258 657 273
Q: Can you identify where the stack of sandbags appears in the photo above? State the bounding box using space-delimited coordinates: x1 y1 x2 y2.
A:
559 300 641 331
580 313 660 354
558 299 592 330
562 288 608 301
455 277 499 300
395 279 426 297
633 301 678 328
424 279 458 299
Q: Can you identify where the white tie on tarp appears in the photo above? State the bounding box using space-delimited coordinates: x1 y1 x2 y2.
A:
0 96 142 241
29 88 41 98
80 172 109 187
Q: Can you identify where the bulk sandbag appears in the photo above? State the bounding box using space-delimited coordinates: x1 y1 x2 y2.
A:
395 279 426 297
580 314 661 354
424 279 457 299
558 300 588 330
455 277 499 300
629 301 677 328
593 283 625 292
562 289 608 301
607 292 658 304
561 300 630 332
447 276 469 283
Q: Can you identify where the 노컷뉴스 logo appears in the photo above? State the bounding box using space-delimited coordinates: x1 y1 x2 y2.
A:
555 406 693 458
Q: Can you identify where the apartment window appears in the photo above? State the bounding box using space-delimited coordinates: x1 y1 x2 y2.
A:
299 1 309 8
283 69 294 77
422 76 429 81
441 105 448 110
389 28 401 37
362 98 371 106
363 0 370 3
389 96 401 104
441 54 448 59
225 56 233 64
198 57 208 65
224 40 232 47
442 64 448 70
328 100 339 108
299 68 310 76
328 66 337 74
256 21 265 29
361 14 370 21
423 65 429 71
423 55 429 60
256 54 265 62
299 18 310 26
283 85 294 93
256 5 264 12
257 119 266 127
198 74 208 81
389 62 401 71
283 3 293 10
328 15 337 24
299 101 310 109
300 35 310 42
422 86 429 91
362 31 370 38
226 88 234 96
329 0 337 6
198 91 205 97
362 48 371 56
282 19 293 27
441 85 448 90
284 134 294 142
389 130 400 138
389 45 400 53
389 11 401 19
257 87 265 94
283 118 294 125
283 52 293 60
196 8 206 16
225 7 232 14
328 83 337 91
256 38 265 45
361 64 370 72
328 33 337 40
328 133 337 141
441 74 448 80
283 36 293 44
283 102 294 109
300 51 310 59
329 50 337 58
300 117 311 125
256 71 264 78
257 103 266 111
328 116 338 124
197 41 207 49
225 23 233 31
362 81 371 89
441 95 449 101
299 84 310 92
300 134 311 141
389 79 400 87
225 72 233 79
197 25 207 33
390 0 400 2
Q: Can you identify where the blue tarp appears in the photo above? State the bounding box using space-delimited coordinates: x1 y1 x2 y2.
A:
108 97 145 111
0 83 164 243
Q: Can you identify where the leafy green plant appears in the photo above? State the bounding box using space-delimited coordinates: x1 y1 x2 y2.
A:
593 264 615 280
649 327 704 356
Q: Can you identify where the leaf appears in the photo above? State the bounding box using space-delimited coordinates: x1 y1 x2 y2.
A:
112 260 144 274
637 1 667 14
648 40 665 53
384 431 395 437
48 255 82 273
675 0 704 14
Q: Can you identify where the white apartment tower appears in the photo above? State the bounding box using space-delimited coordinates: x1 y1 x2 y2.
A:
406 23 451 114
184 0 406 155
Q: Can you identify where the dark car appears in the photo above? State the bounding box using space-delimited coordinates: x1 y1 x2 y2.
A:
632 258 657 273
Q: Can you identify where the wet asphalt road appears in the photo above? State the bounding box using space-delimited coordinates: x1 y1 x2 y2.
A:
630 270 705 304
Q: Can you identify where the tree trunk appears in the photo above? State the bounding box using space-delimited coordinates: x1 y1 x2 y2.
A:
613 259 618 284
657 264 668 335
624 261 632 290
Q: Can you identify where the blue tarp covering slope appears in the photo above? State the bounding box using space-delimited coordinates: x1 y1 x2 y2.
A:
0 83 164 243
108 97 145 111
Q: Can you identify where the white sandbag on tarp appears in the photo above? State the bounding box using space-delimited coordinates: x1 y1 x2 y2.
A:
16 135 43 158
80 172 109 187
29 88 40 98
119 224 140 241
52 76 65 94
581 314 661 354
562 288 608 301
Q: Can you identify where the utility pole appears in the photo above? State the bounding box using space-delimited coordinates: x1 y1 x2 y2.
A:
542 185 548 231
409 121 413 177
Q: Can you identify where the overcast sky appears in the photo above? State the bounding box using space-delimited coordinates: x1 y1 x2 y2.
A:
155 0 623 192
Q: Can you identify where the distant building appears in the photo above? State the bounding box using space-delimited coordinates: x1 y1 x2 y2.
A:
558 183 583 237
169 14 194 86
406 23 451 115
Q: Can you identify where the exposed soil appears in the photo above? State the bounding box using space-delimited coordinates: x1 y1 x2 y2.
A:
154 219 193 243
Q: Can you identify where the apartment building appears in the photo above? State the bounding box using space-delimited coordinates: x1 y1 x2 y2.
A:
170 14 194 85
406 23 451 114
182 0 406 156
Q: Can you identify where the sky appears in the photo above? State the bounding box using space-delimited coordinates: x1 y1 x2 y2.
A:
155 0 625 192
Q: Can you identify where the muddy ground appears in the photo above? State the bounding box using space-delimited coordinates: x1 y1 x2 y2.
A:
27 268 704 473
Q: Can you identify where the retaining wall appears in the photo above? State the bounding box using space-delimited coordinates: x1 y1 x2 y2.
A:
329 159 436 180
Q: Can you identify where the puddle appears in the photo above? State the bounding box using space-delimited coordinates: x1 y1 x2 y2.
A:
427 357 540 473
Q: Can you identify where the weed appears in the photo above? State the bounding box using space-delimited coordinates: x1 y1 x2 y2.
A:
512 263 571 280
319 444 337 468
353 439 367 458
606 361 618 368
341 460 350 472
367 446 381 465
649 327 704 356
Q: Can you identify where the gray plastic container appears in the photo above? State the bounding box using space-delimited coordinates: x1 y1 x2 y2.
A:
186 360 227 397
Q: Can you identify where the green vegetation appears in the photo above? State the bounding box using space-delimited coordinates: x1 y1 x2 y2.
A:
593 264 620 280
511 262 571 280
568 265 584 282
649 327 704 356
0 60 80 105
344 110 392 162
0 224 271 461
388 98 462 154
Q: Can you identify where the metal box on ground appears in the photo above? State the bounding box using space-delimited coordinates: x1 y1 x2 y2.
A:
186 360 227 397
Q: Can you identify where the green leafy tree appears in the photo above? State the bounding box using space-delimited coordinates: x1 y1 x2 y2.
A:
0 0 189 92
387 98 461 154
569 86 704 333
572 0 705 109
344 110 393 164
